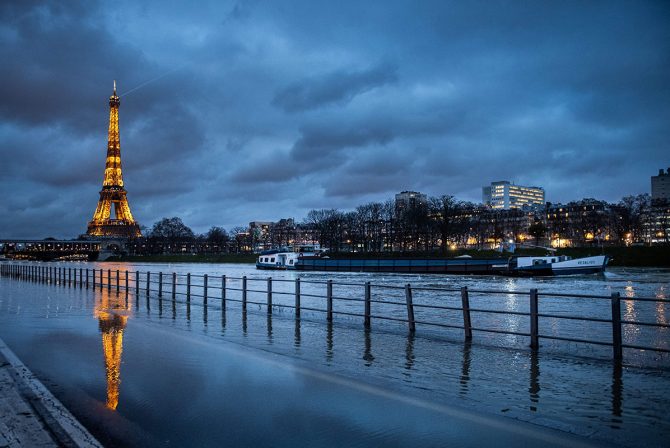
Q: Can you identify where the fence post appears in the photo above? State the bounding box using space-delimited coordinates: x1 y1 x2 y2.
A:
242 276 247 310
125 271 129 296
146 271 151 297
204 274 208 306
172 273 176 301
157 272 163 297
221 275 226 307
68 268 72 287
530 288 539 350
86 268 89 289
295 278 301 318
116 270 120 293
405 284 416 332
611 292 623 361
327 280 333 322
99 269 103 291
461 286 472 340
364 281 371 328
135 271 140 296
266 277 272 313
107 269 111 291
186 273 191 302
92 268 95 289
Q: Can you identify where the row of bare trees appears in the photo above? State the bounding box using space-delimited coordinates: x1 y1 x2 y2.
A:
300 194 667 253
131 194 668 255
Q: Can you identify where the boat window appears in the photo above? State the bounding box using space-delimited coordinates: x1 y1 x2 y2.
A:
271 258 275 263
289 260 293 264
552 258 556 263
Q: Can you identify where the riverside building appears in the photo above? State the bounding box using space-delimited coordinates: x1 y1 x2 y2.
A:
651 168 670 201
482 181 545 210
395 191 427 211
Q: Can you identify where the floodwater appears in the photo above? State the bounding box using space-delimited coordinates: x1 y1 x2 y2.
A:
0 263 669 447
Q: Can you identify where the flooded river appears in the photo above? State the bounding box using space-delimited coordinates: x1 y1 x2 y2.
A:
0 262 668 447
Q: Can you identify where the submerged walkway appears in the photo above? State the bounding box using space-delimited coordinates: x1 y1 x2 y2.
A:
0 337 101 448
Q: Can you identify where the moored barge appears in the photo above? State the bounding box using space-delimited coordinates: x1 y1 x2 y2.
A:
257 251 609 276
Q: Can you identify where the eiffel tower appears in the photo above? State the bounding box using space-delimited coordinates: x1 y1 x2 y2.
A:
87 81 141 238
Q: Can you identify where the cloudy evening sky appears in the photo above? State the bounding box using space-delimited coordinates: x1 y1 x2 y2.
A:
1 0 668 238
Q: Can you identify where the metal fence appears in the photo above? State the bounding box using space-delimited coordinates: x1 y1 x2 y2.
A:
2 262 669 362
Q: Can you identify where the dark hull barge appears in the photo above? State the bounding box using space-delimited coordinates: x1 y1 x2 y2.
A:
290 255 609 277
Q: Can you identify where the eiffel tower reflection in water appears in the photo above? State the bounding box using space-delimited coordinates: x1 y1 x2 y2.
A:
94 291 130 410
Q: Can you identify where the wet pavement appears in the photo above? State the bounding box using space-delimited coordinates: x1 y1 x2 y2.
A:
0 352 57 448
0 337 101 448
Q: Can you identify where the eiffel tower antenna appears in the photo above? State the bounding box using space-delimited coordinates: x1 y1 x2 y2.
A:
86 82 141 238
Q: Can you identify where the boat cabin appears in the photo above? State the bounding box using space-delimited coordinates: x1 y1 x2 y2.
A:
515 255 572 268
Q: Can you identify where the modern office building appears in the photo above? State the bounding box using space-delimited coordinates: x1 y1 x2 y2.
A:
651 168 670 201
482 181 545 210
395 191 427 211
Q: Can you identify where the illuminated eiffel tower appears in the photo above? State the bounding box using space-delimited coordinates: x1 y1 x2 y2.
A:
87 81 141 238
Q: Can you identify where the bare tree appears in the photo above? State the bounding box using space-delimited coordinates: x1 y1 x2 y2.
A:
206 226 229 253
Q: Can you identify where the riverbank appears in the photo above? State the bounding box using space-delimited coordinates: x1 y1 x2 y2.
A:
107 246 669 267
0 337 101 448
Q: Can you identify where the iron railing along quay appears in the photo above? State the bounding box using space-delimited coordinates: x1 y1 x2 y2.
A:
1 262 669 362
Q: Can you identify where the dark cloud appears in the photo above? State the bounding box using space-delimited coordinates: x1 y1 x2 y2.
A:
272 62 397 112
0 0 668 238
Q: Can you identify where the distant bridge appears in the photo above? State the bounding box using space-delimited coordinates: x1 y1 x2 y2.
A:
0 239 107 261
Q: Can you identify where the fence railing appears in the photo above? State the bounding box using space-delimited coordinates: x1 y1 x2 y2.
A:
1 262 669 362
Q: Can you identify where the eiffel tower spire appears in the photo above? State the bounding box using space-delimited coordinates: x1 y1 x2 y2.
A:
87 81 141 238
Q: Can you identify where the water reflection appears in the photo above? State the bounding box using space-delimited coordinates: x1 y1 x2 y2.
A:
404 332 415 374
611 361 623 428
623 285 640 341
203 305 208 326
363 329 374 365
220 307 226 334
294 319 301 348
326 321 334 363
266 314 273 344
460 341 472 397
656 301 667 326
529 351 540 412
94 292 130 411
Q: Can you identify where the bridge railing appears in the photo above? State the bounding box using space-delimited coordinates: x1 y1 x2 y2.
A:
1 262 669 362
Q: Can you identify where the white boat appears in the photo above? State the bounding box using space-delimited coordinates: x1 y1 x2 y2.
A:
256 250 300 270
510 254 609 276
256 244 326 270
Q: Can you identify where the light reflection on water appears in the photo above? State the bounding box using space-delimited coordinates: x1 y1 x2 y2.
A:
0 264 669 447
95 291 130 410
